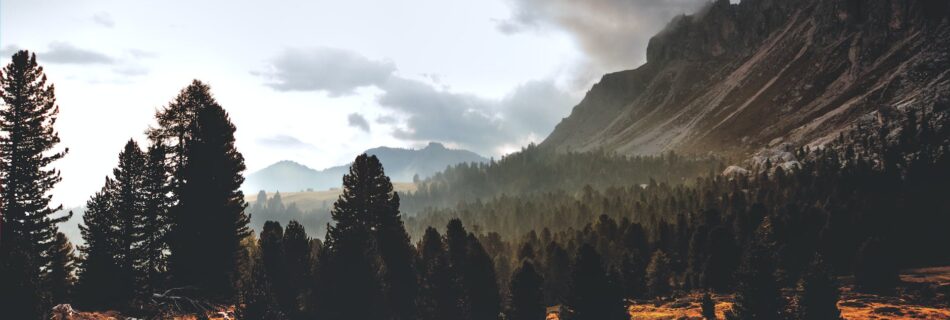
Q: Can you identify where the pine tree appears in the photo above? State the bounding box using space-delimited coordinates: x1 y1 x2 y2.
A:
282 220 311 319
797 254 841 320
702 225 740 292
259 221 286 313
167 90 250 301
417 227 465 320
372 183 418 320
542 241 571 305
508 261 544 320
444 218 472 316
140 143 171 293
238 251 288 320
112 140 148 304
729 218 785 320
48 232 77 305
76 181 125 310
147 80 214 182
567 244 626 320
315 155 395 320
465 233 501 320
0 49 70 319
646 250 672 298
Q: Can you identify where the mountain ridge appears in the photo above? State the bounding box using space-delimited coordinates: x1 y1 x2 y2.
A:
242 142 487 193
542 0 950 158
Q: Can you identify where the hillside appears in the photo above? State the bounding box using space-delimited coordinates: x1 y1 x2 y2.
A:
543 0 950 158
242 142 486 193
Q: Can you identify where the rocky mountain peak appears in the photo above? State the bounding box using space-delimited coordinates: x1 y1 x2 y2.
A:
543 0 950 158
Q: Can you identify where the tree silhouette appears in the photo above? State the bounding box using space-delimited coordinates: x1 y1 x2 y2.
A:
647 250 672 298
729 219 785 320
316 154 405 320
76 181 125 310
416 227 465 320
167 91 250 301
797 254 841 320
0 50 70 319
465 233 501 320
48 232 77 305
281 220 311 319
508 261 544 320
567 244 626 320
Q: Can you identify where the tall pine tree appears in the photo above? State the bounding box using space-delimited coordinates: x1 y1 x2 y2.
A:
416 227 465 320
48 232 77 305
0 49 70 320
508 261 544 320
167 87 250 301
567 244 626 320
797 254 841 320
76 180 125 310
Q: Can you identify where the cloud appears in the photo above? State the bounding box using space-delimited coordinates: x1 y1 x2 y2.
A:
347 113 371 133
260 48 578 155
497 0 709 73
258 47 395 96
40 42 114 64
378 77 575 155
92 12 115 28
258 135 318 150
0 45 20 58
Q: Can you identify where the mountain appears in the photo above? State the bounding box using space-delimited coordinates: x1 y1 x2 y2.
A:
543 0 950 158
242 142 487 193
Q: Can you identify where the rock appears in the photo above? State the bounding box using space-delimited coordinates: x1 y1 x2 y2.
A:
542 0 950 159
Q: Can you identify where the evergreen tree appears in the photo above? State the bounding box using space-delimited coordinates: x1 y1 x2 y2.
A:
282 220 311 319
701 292 716 320
853 237 899 295
147 80 213 181
729 219 785 320
646 250 672 298
542 241 571 305
465 233 501 320
48 232 77 304
112 140 148 304
0 50 70 319
702 225 740 292
417 227 465 320
259 221 286 313
140 143 171 293
167 91 250 300
444 218 472 316
76 181 125 310
315 155 394 320
797 254 841 320
508 261 544 320
372 184 418 320
238 252 288 320
0 237 46 319
567 244 626 320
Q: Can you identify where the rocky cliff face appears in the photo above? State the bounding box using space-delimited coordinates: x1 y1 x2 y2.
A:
542 0 950 157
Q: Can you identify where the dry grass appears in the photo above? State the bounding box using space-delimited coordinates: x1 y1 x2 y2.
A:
628 267 950 320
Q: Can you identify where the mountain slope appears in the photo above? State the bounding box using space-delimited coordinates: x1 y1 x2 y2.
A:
243 142 487 192
543 0 950 157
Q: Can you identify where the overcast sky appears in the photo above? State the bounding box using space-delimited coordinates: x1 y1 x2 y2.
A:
1 0 710 207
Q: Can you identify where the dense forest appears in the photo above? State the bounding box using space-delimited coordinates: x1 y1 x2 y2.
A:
1 48 949 320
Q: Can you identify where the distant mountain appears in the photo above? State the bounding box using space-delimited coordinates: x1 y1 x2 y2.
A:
542 0 950 158
242 142 487 193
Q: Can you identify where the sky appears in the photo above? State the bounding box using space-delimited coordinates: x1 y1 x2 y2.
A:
1 0 711 207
